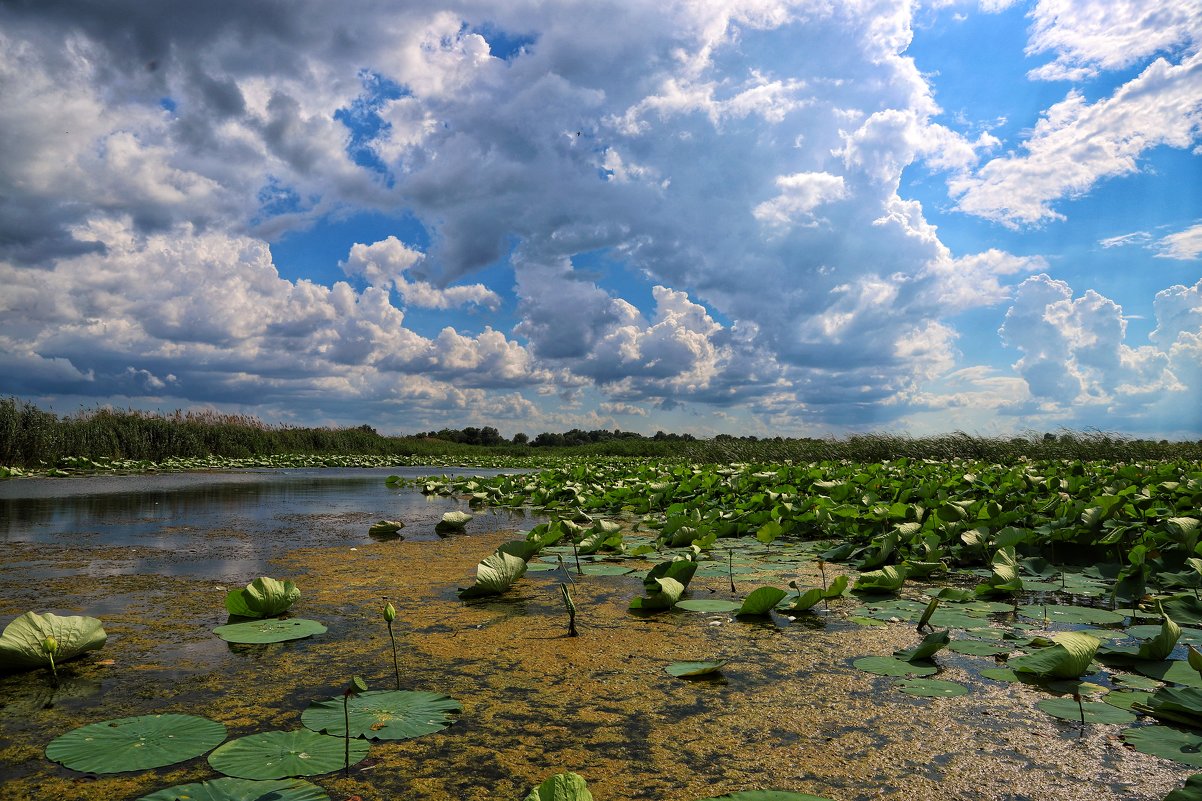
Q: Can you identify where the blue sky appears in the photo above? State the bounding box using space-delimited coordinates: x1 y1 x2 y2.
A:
1 0 1200 438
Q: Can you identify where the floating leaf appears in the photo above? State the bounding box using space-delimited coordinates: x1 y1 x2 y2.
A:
1100 602 1181 663
1133 686 1202 729
1008 632 1100 679
1105 690 1154 711
1133 660 1202 689
645 560 698 592
1164 774 1202 801
47 714 226 773
675 600 741 613
524 772 594 801
435 511 473 533
0 611 106 671
735 587 788 616
979 667 1020 683
948 640 1011 657
665 660 727 677
692 791 834 800
853 565 906 593
578 563 635 576
894 678 967 698
1018 604 1124 626
136 778 330 801
368 520 404 537
630 577 685 611
1123 725 1202 767
894 630 950 662
1036 698 1135 725
852 656 937 677
208 730 370 779
458 550 528 599
213 618 326 644
224 578 301 619
301 690 459 740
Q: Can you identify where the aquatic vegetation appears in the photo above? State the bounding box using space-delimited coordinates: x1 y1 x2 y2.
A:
207 730 371 779
1037 697 1134 725
1009 632 1101 680
368 519 405 537
0 611 106 672
893 678 967 698
893 630 951 662
693 791 835 800
786 575 847 612
384 601 400 689
341 676 367 776
457 545 530 599
46 713 226 773
560 582 578 636
1123 725 1202 767
975 547 1023 597
302 689 461 741
735 587 788 617
1099 603 1182 663
212 618 327 644
135 777 331 801
665 660 727 677
435 510 473 533
224 577 301 619
524 772 594 801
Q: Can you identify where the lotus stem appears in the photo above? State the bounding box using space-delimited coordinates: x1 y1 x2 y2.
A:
818 559 828 610
1074 692 1085 736
383 601 399 690
728 548 735 593
343 694 351 777
560 583 578 637
571 537 583 575
41 636 59 682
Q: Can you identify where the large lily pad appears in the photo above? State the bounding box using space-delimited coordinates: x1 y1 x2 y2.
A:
1123 725 1202 767
136 778 330 801
1164 774 1202 801
1036 698 1135 725
894 678 967 697
301 690 460 740
894 630 950 662
207 730 370 779
0 611 106 671
213 618 326 644
853 656 937 677
46 714 226 773
693 792 834 801
224 578 300 619
1018 604 1124 626
675 599 742 613
435 511 473 533
524 772 594 801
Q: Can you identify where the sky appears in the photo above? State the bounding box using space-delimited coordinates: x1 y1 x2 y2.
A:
1 0 1201 439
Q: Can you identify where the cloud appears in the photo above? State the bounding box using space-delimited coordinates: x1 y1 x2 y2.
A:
950 51 1202 226
1025 0 1202 82
1154 222 1202 260
341 236 501 310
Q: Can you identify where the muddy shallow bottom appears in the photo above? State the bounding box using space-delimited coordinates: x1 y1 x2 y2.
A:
0 476 1195 801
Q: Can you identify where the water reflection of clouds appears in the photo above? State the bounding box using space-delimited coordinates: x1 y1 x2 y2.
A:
0 467 538 579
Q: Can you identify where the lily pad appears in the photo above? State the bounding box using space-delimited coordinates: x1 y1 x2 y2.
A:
1105 690 1154 711
368 520 404 537
979 667 1021 683
1018 604 1124 626
735 587 788 616
136 778 330 801
675 599 742 613
301 690 460 740
224 578 300 619
458 550 529 599
1036 698 1135 724
208 730 370 779
524 772 594 801
1009 632 1100 679
578 563 635 576
894 678 967 697
213 618 326 644
47 714 226 773
948 640 1011 657
853 656 937 677
1123 725 1202 767
665 660 727 677
1133 660 1202 689
0 611 106 671
693 792 834 800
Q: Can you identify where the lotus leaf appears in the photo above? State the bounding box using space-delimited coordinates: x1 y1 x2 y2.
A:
645 559 698 591
224 577 301 619
208 730 370 779
302 689 460 740
1036 698 1135 725
894 630 951 662
136 778 330 801
974 547 1023 596
630 577 685 611
894 678 967 697
1165 775 1202 801
0 611 106 671
1123 725 1202 767
853 565 906 593
497 540 542 561
213 618 326 644
1099 604 1181 663
979 667 1021 683
852 656 937 677
435 511 473 533
666 660 727 677
524 772 594 801
735 587 788 616
1008 631 1100 679
692 791 834 800
46 714 226 773
1132 685 1202 729
578 563 635 576
1017 604 1124 626
1162 594 1202 626
458 550 528 599
368 520 404 536
948 639 1010 657
1133 660 1202 689
1105 690 1154 711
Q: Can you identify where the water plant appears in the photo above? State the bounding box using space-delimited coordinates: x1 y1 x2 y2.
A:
1008 632 1101 679
384 601 400 689
135 777 331 801
458 543 531 598
560 582 578 636
368 519 405 537
212 618 327 644
524 772 594 801
343 676 367 776
207 729 370 779
301 689 461 741
0 611 106 673
47 713 227 773
224 577 301 619
436 510 473 534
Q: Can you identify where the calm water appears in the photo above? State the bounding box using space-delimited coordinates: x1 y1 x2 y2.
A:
0 467 536 580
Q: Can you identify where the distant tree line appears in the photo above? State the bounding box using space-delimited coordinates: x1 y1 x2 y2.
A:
413 427 698 447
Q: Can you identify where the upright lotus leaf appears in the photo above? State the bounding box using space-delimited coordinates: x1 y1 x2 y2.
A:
1100 602 1181 663
523 772 594 801
208 730 370 779
497 540 542 562
1162 594 1202 627
645 559 698 592
435 511 473 533
368 520 404 536
894 630 951 662
630 577 685 611
136 778 330 801
735 587 788 617
47 714 227 773
788 575 848 611
853 565 906 594
974 547 1023 596
224 577 300 619
1008 631 1100 679
458 550 528 599
0 611 106 671
302 690 460 740
1132 685 1202 729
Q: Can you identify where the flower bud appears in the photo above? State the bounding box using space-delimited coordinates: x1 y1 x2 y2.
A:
42 636 58 655
383 602 396 623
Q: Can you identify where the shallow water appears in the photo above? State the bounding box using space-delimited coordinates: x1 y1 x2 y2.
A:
0 472 1195 801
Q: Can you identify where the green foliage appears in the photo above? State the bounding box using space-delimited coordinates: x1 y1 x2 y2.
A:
212 618 327 644
1009 632 1101 679
135 778 331 801
224 577 301 619
457 549 529 599
46 714 227 773
0 611 106 671
523 773 594 801
302 690 460 740
208 730 370 779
